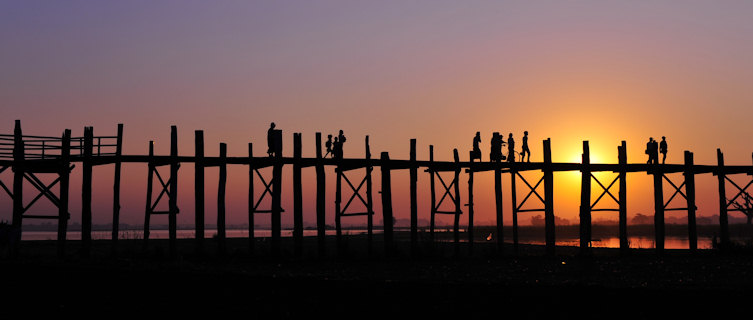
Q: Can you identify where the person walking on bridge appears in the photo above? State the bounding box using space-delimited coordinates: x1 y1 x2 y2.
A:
507 133 515 162
472 132 482 161
520 131 530 162
660 136 668 164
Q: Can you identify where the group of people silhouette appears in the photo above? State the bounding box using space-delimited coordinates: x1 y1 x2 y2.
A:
325 130 347 159
646 136 668 164
472 131 530 163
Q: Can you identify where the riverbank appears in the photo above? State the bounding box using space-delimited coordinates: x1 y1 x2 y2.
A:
2 235 753 317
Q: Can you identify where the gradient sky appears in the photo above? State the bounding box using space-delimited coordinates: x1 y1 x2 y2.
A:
2 1 753 229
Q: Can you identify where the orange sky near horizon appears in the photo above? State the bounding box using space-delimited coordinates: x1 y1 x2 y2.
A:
2 1 753 229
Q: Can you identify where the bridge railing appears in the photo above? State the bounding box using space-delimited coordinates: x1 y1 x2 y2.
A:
0 133 119 160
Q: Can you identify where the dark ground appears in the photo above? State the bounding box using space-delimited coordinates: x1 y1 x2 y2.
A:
2 234 753 319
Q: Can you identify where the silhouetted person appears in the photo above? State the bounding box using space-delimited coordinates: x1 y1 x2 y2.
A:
267 122 276 157
490 132 503 161
332 137 342 160
651 138 659 165
325 134 333 158
471 131 481 161
337 130 346 158
645 137 653 164
520 131 530 162
507 133 515 162
660 136 668 164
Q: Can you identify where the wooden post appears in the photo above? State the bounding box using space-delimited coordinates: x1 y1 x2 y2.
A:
684 151 697 252
717 149 729 248
511 166 519 254
81 126 93 258
217 142 227 256
429 145 436 242
618 141 628 253
143 141 154 248
195 130 205 254
169 126 178 258
467 152 475 254
293 133 303 257
271 132 283 257
543 139 555 255
335 157 343 254
12 120 23 231
653 163 665 254
365 136 374 255
494 152 503 254
248 143 255 255
410 139 418 255
579 141 591 254
315 133 326 257
58 129 71 258
453 149 461 251
112 124 123 254
380 152 394 256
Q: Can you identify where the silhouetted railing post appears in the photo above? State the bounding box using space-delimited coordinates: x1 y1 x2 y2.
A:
271 133 283 257
12 120 24 232
494 151 504 254
653 162 665 254
684 151 697 252
410 139 418 255
248 143 255 255
543 139 555 255
58 129 71 258
380 152 394 256
195 130 205 254
315 133 326 257
717 149 729 248
112 123 123 255
169 125 179 258
618 141 628 254
217 143 227 256
429 145 436 242
143 141 154 249
467 150 475 255
365 136 374 255
453 149 461 252
335 153 343 254
293 133 303 257
511 163 519 254
579 141 591 255
81 126 93 258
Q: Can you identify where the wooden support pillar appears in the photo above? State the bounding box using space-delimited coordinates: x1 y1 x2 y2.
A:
365 136 374 255
467 152 475 254
293 133 303 257
717 149 729 248
81 126 93 258
271 133 283 257
543 139 555 255
410 139 418 254
453 149 461 250
684 151 697 252
315 133 326 257
58 129 71 258
653 163 665 254
494 153 504 254
12 120 24 230
380 152 394 256
143 141 154 248
248 143 255 255
195 130 205 254
335 153 343 253
112 123 123 254
618 141 628 253
429 145 436 242
169 125 178 258
579 141 591 254
511 166 519 254
217 143 227 256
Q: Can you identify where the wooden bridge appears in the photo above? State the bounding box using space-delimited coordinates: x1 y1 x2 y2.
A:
2 120 751 258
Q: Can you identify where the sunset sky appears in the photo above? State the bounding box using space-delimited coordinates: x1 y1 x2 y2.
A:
2 1 753 230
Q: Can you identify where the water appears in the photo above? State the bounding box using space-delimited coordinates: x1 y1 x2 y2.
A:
21 229 716 249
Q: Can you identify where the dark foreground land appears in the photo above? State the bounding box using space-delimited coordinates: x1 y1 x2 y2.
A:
2 234 753 319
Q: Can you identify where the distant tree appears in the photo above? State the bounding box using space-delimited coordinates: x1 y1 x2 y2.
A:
631 213 652 225
730 194 753 225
